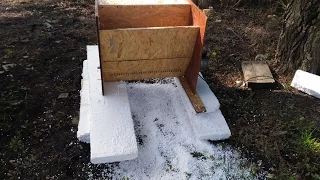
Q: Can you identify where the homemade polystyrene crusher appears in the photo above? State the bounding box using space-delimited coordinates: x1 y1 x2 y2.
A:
96 0 208 111
77 0 231 164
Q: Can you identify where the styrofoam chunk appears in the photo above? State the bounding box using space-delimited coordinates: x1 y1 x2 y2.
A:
192 110 231 140
174 76 220 115
175 77 231 141
174 77 197 115
90 82 138 164
87 46 138 164
291 70 320 99
77 60 91 143
197 75 220 113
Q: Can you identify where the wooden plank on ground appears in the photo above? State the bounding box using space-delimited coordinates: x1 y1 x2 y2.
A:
179 77 206 113
97 5 191 30
242 61 275 88
102 58 190 81
99 26 199 62
185 0 207 94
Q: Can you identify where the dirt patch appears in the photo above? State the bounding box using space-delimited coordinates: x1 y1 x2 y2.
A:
203 7 320 179
0 0 96 178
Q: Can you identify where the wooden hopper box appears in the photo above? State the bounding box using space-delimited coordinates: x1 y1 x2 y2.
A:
96 0 207 94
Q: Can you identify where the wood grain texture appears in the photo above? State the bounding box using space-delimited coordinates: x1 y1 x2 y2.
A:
242 61 275 87
179 77 206 113
99 26 199 62
97 5 191 30
102 58 190 81
185 0 207 94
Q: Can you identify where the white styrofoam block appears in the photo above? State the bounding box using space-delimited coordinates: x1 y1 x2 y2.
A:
291 70 320 99
174 77 197 115
197 75 220 113
87 46 102 82
174 77 231 140
82 60 89 80
87 46 138 164
192 110 231 140
77 60 91 143
174 76 220 115
99 0 188 5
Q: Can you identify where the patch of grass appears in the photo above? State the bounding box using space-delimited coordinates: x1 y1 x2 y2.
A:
3 48 15 59
9 135 23 152
299 130 320 153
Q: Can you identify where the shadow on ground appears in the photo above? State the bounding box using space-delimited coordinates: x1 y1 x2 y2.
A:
0 0 99 178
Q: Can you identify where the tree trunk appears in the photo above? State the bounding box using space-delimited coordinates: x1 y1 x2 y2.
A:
275 0 320 75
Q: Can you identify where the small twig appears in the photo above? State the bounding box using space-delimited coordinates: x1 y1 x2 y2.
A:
226 26 245 42
232 0 242 8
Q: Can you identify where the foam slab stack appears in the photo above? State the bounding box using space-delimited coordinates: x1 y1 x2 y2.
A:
175 76 231 140
291 70 320 99
78 46 138 164
77 45 231 164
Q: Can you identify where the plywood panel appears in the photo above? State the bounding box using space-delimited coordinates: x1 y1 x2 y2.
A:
102 58 190 81
99 26 199 62
185 0 207 94
97 5 191 29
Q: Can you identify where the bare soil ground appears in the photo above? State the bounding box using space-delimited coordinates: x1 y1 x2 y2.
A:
0 0 320 179
204 6 320 180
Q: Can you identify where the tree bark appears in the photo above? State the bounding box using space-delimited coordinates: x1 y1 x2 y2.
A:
275 0 320 75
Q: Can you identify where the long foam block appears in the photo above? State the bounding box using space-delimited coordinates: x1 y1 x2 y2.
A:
192 110 231 140
87 46 138 164
291 70 320 99
197 74 220 113
77 60 91 143
175 77 231 140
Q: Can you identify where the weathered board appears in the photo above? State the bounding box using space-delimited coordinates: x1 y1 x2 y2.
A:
185 0 208 94
203 9 214 16
102 58 189 81
179 77 206 113
242 61 275 88
97 5 191 30
99 26 199 61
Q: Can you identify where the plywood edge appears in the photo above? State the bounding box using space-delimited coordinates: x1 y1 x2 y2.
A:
179 77 206 113
97 0 190 5
184 0 208 94
97 3 190 6
98 3 190 6
99 26 199 31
